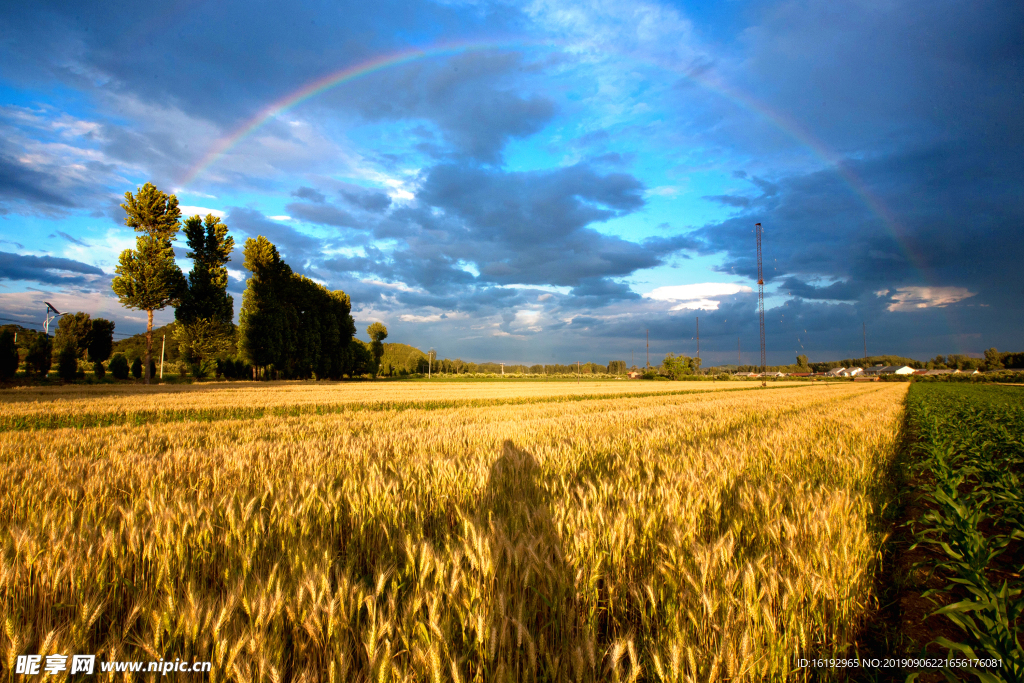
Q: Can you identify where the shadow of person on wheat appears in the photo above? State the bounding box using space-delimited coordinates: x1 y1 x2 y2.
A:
469 439 583 680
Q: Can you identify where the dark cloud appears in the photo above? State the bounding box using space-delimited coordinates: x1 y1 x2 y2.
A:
339 187 391 212
703 194 751 208
286 202 358 229
0 154 77 209
407 161 666 286
225 208 326 266
696 141 1024 306
291 186 325 203
50 231 88 247
779 277 864 301
336 50 557 163
0 251 105 286
569 278 641 302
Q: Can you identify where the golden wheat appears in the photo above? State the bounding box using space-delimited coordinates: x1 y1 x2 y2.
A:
0 382 904 682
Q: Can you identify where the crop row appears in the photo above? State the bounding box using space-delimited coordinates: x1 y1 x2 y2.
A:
0 382 803 432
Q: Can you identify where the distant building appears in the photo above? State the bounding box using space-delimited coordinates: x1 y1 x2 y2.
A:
918 368 979 376
863 365 915 375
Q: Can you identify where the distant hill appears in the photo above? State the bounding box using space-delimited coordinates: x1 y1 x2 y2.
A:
112 322 184 363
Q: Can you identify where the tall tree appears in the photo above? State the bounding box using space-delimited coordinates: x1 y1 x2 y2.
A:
87 319 115 364
367 322 387 377
238 236 292 378
239 236 355 380
0 329 18 380
983 347 1003 370
175 214 236 376
176 214 235 325
26 334 52 378
111 183 186 384
54 312 92 359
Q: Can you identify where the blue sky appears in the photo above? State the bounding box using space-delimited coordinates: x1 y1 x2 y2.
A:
0 0 1020 365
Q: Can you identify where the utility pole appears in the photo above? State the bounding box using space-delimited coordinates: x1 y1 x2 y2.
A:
160 334 165 379
577 360 580 385
499 362 504 376
756 223 766 387
428 348 435 379
863 323 867 360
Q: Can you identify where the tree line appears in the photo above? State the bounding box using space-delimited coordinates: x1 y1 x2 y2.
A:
0 182 382 383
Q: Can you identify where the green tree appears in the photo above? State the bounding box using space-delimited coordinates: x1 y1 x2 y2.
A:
983 347 1003 370
176 214 235 375
26 334 52 378
54 312 92 359
608 360 626 375
238 236 292 377
93 361 105 380
109 353 130 380
796 354 809 369
367 322 388 377
88 318 116 363
661 353 695 380
0 329 18 379
57 343 78 382
131 357 142 379
111 183 186 384
344 339 374 377
238 236 355 380
174 318 232 378
177 214 235 325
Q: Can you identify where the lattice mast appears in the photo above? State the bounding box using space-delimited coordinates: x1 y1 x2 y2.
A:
756 223 766 386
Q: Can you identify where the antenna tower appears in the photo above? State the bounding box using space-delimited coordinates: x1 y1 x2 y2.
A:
696 316 700 373
756 223 766 387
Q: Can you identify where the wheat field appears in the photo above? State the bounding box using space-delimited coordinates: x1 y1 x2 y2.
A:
0 381 905 682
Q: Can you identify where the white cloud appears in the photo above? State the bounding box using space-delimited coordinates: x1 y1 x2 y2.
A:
886 286 976 312
513 309 543 332
361 279 421 293
645 185 679 197
267 215 291 221
643 282 752 310
178 205 224 218
399 313 442 323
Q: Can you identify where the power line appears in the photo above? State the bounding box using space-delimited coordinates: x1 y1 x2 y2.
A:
0 314 139 338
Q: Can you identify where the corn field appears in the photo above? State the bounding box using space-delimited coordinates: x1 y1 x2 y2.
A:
0 381 906 681
904 384 1023 682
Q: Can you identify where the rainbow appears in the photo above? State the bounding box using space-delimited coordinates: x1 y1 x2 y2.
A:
180 37 900 242
179 40 550 187
179 39 953 351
